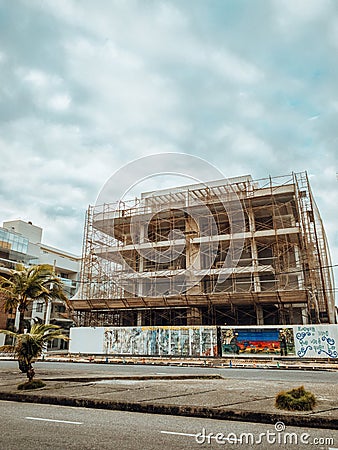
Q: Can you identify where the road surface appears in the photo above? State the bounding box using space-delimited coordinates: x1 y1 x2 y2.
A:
0 400 336 450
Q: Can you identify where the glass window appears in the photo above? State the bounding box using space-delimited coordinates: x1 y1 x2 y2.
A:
0 228 28 254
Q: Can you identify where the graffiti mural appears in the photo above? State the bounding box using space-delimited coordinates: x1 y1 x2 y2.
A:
294 325 338 358
158 328 170 355
102 326 217 357
220 327 295 355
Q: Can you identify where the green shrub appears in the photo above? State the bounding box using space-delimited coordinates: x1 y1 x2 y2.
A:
275 386 316 411
18 379 46 390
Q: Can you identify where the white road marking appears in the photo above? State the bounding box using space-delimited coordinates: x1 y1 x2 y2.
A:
25 417 83 425
161 430 196 437
156 372 167 375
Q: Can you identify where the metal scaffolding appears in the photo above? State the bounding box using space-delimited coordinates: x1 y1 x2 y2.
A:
72 172 335 327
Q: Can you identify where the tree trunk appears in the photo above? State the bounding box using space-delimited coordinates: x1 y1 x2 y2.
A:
18 310 25 334
27 364 35 382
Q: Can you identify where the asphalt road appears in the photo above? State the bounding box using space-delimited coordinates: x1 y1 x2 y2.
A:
0 360 337 383
0 400 337 450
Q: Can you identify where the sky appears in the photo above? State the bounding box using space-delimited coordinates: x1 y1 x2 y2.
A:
0 0 337 299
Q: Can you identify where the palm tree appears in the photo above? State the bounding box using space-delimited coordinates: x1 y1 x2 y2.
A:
0 324 69 382
0 264 71 333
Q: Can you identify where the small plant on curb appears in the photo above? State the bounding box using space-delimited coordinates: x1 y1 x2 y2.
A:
275 386 317 411
18 379 46 390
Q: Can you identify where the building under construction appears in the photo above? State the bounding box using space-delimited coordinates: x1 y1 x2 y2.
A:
72 172 336 327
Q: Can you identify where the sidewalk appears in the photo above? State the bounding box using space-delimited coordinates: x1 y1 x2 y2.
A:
0 363 337 430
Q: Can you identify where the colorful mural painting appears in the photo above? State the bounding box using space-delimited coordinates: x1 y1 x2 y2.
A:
102 326 217 357
220 327 295 355
294 325 338 358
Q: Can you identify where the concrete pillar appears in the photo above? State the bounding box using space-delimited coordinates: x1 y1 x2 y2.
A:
248 207 261 292
186 307 202 325
256 305 264 325
137 224 145 297
251 240 261 292
301 307 309 324
294 245 304 289
288 306 294 325
185 215 201 295
45 300 52 325
137 310 143 326
14 306 20 331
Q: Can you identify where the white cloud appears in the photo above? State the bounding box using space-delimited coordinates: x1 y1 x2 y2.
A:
18 67 72 112
47 93 71 111
213 124 274 163
273 0 333 29
62 35 187 140
208 50 263 84
22 69 52 87
330 18 338 48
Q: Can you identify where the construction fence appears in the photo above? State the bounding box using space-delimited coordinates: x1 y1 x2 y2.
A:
69 324 338 359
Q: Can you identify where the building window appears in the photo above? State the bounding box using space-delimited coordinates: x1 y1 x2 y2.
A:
36 303 44 313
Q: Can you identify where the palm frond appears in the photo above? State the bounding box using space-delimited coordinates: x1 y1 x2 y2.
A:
2 324 70 363
30 323 59 334
0 263 71 321
0 329 17 338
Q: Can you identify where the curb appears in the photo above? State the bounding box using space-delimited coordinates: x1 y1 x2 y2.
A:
42 374 223 382
0 391 336 430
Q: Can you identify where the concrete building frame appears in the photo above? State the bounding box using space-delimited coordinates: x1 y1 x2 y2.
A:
72 172 335 327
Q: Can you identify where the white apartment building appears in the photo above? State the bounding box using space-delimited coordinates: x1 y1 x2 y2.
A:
0 220 80 333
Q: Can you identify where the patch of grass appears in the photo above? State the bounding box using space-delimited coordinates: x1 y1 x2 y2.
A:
18 379 46 390
275 386 316 411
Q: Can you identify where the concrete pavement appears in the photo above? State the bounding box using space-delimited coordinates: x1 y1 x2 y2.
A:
0 360 337 430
